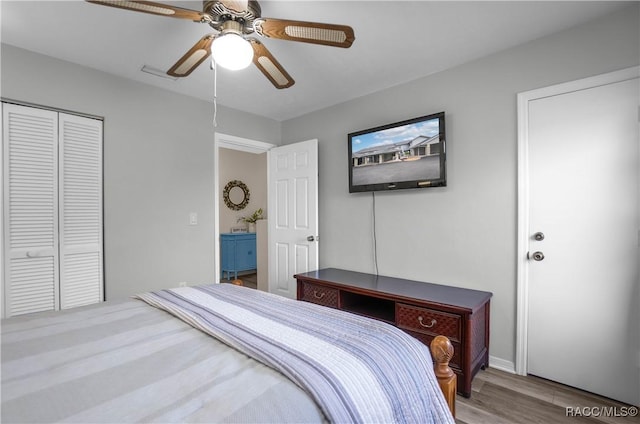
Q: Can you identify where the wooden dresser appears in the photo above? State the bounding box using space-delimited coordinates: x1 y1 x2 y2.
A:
294 268 492 397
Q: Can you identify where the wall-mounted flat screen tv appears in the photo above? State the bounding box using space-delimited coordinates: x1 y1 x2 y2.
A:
348 111 446 193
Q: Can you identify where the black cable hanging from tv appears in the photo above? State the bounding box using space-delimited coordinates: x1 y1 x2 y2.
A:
372 191 379 276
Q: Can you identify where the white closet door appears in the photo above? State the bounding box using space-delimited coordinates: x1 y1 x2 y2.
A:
3 103 60 316
59 113 103 309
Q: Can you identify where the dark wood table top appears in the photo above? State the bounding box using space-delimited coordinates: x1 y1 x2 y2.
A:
295 268 492 313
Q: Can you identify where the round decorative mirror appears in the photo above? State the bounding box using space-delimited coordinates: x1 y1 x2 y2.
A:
223 180 250 211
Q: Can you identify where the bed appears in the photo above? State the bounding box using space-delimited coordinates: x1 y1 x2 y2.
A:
2 283 456 423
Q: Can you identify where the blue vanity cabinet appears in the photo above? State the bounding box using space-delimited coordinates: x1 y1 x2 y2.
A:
220 233 257 280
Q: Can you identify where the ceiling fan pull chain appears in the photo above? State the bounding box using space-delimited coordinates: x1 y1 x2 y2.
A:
212 59 218 127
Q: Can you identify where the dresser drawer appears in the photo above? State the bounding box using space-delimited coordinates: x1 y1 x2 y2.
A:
396 303 461 341
300 282 339 308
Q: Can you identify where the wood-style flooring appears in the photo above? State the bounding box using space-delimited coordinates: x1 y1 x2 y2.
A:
456 368 638 424
237 272 257 289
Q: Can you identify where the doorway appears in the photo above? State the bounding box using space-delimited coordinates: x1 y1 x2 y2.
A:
213 133 275 289
516 67 639 405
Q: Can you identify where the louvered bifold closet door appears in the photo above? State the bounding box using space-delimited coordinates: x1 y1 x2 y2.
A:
59 113 103 309
3 104 60 316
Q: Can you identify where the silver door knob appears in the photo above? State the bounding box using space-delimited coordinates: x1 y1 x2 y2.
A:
307 235 318 242
533 232 545 241
530 251 545 261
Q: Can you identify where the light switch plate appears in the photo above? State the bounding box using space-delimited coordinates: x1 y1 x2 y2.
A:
189 212 198 225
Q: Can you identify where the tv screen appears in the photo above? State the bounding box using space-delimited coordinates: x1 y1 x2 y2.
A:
348 111 446 193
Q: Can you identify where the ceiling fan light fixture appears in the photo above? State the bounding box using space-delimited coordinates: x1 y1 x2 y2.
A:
211 33 253 70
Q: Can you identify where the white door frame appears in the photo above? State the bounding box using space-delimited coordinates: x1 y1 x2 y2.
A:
1 102 5 318
515 66 640 375
213 133 275 283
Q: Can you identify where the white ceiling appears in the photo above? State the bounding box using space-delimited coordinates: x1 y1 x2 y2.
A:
0 1 631 121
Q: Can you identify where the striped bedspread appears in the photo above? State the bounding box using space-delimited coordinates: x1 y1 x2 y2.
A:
136 284 454 424
2 295 326 423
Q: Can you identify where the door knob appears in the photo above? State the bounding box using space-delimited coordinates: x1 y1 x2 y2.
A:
307 235 319 242
533 232 545 241
529 251 545 261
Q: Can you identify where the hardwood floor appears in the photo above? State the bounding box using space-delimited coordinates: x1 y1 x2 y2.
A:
232 272 257 289
456 368 638 424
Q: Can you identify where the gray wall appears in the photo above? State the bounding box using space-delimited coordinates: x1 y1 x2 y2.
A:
280 5 640 367
1 44 281 300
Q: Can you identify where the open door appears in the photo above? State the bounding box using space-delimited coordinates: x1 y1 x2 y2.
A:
267 139 319 298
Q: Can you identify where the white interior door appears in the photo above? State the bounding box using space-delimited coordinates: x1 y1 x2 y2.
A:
268 139 319 298
2 104 104 318
525 74 639 405
59 113 104 309
3 103 60 317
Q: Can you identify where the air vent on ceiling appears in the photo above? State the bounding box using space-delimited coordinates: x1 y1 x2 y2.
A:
140 65 178 80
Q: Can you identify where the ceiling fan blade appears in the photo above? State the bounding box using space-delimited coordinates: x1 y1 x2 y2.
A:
219 0 249 14
254 18 355 48
167 34 214 77
86 1 207 21
249 39 294 89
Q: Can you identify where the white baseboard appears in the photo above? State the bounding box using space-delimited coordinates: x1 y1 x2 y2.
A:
489 356 516 374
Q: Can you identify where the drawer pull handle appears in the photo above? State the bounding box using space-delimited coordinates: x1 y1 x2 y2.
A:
418 316 437 328
313 290 326 299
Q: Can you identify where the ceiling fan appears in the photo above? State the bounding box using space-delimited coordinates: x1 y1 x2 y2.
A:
86 0 356 89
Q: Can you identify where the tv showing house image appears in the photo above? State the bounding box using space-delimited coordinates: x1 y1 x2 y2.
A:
348 112 446 192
